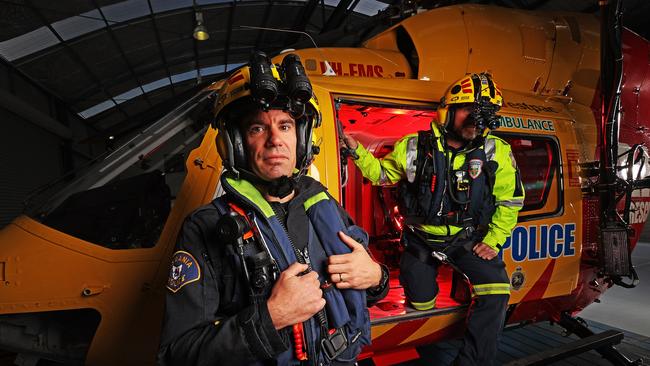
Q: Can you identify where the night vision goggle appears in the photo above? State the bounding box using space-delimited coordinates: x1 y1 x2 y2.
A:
249 51 313 119
468 96 501 133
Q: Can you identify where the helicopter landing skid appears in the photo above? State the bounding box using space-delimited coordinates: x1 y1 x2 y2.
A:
555 313 642 366
503 313 642 366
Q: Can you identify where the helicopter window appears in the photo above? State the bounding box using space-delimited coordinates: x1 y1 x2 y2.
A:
396 26 419 78
28 90 214 250
497 134 560 216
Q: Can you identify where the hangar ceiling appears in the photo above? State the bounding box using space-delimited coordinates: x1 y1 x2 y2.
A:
1 0 649 142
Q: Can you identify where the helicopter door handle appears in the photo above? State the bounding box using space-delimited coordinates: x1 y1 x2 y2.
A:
82 285 107 297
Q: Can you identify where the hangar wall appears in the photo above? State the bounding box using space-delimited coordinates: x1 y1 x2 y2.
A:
0 61 101 228
0 108 62 228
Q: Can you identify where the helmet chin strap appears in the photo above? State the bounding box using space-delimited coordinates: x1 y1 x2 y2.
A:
235 168 297 199
267 175 295 199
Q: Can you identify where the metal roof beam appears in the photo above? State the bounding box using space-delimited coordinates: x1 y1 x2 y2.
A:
288 0 320 43
91 0 153 108
254 0 275 49
289 5 391 48
0 58 100 133
147 0 177 97
320 0 357 34
24 0 130 122
69 47 251 105
223 2 236 72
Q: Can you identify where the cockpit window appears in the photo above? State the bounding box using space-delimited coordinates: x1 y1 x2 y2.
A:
25 90 215 250
496 134 561 218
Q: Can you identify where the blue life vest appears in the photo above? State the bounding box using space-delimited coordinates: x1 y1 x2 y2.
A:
216 174 370 365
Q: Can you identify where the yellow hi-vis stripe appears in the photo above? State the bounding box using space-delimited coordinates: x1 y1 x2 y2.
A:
303 192 329 211
410 296 437 311
472 283 511 296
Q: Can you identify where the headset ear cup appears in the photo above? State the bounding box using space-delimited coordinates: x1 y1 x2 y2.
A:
295 119 309 168
229 124 247 170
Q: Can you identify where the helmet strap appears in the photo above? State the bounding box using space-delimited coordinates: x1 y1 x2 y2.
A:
267 175 295 199
233 168 297 200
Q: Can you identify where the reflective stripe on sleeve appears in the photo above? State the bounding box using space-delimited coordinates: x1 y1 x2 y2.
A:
496 198 525 207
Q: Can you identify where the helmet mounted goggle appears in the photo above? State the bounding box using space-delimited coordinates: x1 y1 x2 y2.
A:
249 51 315 120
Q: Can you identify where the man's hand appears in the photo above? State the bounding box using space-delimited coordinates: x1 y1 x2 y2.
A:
473 242 498 260
328 232 382 290
342 133 358 150
267 262 325 330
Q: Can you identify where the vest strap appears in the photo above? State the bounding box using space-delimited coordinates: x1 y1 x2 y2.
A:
405 226 477 265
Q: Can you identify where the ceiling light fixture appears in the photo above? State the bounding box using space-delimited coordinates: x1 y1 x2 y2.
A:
193 11 209 41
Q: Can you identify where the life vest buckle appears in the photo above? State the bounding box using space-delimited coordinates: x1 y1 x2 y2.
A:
321 327 348 361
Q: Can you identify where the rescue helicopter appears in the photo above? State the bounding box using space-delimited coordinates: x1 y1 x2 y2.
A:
0 1 649 365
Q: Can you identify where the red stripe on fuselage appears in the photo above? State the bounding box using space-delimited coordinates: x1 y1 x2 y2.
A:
521 259 556 302
371 318 428 350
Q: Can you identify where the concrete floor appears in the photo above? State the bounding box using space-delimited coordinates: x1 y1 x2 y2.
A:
579 241 650 337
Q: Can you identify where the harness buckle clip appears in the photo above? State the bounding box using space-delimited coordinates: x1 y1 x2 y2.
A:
321 327 348 361
431 251 448 263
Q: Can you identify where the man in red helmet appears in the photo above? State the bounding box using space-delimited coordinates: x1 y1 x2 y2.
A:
344 73 524 365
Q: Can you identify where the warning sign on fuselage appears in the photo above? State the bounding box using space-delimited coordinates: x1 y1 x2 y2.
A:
500 223 576 262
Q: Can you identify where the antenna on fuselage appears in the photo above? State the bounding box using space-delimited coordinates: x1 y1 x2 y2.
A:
239 26 337 76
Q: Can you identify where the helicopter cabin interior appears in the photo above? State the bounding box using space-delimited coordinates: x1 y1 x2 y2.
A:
334 98 562 320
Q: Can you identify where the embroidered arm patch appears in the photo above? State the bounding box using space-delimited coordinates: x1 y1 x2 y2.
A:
167 250 201 293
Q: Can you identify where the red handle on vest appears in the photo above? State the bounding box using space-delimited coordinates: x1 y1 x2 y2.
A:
293 323 308 361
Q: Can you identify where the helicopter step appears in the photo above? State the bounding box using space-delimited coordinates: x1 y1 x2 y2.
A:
504 329 630 366
548 313 644 366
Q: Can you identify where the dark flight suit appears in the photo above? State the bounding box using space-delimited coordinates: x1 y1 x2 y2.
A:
158 175 388 366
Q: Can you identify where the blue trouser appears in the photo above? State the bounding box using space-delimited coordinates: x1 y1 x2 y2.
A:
399 233 510 366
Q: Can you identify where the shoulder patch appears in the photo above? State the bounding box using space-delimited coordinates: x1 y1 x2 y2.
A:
167 251 201 293
468 159 483 179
